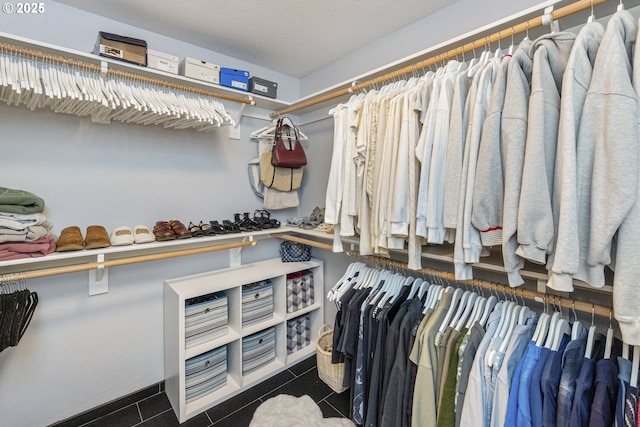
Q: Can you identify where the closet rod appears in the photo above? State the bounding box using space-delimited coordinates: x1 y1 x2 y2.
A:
345 252 614 319
0 42 255 106
276 234 334 251
0 240 256 282
270 0 607 118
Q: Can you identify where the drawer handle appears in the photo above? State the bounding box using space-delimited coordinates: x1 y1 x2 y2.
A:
255 293 260 299
259 338 263 344
205 360 210 367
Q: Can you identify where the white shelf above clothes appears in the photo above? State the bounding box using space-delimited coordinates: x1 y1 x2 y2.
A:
0 32 291 130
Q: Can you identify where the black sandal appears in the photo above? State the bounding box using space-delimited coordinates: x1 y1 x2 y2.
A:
243 212 262 230
199 221 216 236
189 222 204 237
253 210 272 229
223 219 241 233
209 220 227 234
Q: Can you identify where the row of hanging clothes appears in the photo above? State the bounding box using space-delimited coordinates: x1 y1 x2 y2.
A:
324 5 640 346
327 261 638 427
0 43 233 131
0 274 38 353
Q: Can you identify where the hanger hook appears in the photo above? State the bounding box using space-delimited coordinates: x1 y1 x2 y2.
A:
592 304 596 326
609 309 613 329
511 26 515 47
526 20 530 39
572 300 578 323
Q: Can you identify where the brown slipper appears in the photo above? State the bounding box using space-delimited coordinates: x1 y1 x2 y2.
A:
56 226 84 252
85 225 111 250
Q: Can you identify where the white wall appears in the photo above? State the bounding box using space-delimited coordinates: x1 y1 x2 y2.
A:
301 0 563 96
0 93 307 425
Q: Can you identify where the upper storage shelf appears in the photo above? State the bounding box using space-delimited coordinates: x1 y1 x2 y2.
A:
0 31 292 112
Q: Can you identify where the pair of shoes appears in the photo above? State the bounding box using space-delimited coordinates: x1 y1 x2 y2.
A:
207 220 242 234
189 221 216 237
301 207 325 230
254 210 281 229
235 213 261 232
57 225 111 252
110 225 156 246
153 220 192 241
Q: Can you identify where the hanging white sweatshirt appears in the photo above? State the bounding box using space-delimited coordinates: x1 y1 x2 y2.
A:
426 62 468 244
416 63 459 238
500 39 533 286
592 12 640 345
546 22 605 292
516 32 576 266
471 54 511 247
389 78 429 268
443 69 471 232
325 103 349 226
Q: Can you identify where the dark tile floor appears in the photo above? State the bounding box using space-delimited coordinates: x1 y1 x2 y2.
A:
50 355 351 427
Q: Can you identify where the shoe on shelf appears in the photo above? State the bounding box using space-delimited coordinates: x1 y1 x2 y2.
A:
209 220 227 234
153 221 176 241
56 226 84 252
110 226 134 246
301 207 325 230
188 222 204 237
133 225 155 244
85 225 111 250
169 220 192 239
199 221 216 236
243 212 262 230
223 219 242 233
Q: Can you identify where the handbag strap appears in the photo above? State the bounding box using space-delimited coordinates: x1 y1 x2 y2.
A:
275 117 300 148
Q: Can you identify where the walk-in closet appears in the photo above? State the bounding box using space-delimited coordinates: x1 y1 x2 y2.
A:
1 1 640 426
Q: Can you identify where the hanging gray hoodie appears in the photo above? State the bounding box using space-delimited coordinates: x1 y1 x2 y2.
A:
515 31 576 266
500 39 533 286
471 53 511 248
594 11 640 345
547 22 605 292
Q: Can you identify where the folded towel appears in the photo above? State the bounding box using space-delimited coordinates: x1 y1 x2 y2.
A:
0 212 51 231
0 226 54 243
0 237 56 260
0 187 45 214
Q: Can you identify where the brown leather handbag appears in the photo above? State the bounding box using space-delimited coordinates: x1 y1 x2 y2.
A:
271 118 307 168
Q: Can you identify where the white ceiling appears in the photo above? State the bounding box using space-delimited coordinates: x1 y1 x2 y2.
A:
55 0 460 78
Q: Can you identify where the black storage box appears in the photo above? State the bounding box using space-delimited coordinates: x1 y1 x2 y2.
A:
95 31 147 67
249 77 278 99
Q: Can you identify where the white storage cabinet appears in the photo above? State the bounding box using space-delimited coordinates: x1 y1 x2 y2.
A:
164 258 324 422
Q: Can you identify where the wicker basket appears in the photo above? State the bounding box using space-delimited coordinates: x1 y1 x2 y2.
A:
316 324 347 394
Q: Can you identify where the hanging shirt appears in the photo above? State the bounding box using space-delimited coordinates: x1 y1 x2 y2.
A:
557 327 588 427
460 302 503 427
615 356 632 427
529 346 551 427
437 327 468 427
541 334 571 427
570 333 605 427
456 322 486 427
504 341 532 427
490 316 536 427
589 358 619 427
411 292 454 427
